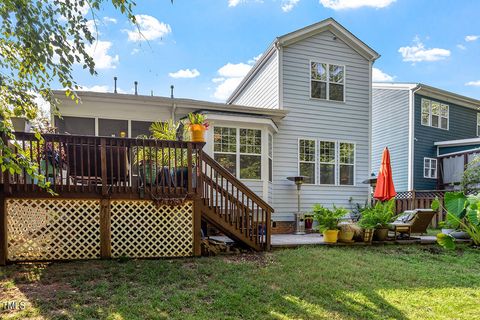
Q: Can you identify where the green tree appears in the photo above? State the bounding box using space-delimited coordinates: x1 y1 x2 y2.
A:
0 0 140 189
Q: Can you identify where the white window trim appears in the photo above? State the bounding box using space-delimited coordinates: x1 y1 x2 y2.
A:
298 138 317 185
477 113 480 137
297 138 356 186
421 98 449 130
309 60 346 102
268 133 273 183
423 157 438 179
213 126 263 181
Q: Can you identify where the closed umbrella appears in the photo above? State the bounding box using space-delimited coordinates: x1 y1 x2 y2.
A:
374 147 396 201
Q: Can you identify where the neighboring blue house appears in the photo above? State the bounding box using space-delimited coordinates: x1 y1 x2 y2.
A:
372 83 480 191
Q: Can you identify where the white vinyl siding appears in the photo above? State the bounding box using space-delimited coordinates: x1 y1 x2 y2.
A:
273 30 370 221
423 157 437 179
477 113 480 136
230 51 279 109
421 98 449 130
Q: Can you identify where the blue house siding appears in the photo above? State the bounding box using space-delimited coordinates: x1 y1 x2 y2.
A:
413 93 478 190
372 88 410 191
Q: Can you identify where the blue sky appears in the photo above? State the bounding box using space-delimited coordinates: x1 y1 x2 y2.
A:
73 0 480 101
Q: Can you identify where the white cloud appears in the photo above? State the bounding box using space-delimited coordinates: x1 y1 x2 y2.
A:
168 68 200 79
398 37 450 62
78 85 111 92
85 41 119 69
131 48 140 55
282 0 300 12
125 15 171 42
228 0 242 6
465 80 480 87
213 59 259 100
457 44 467 50
319 0 395 10
372 68 394 82
465 35 479 42
103 17 117 24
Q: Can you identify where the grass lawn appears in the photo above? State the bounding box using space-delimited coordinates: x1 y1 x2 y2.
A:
1 245 479 320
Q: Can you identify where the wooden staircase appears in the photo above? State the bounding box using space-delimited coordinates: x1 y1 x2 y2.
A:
198 153 273 251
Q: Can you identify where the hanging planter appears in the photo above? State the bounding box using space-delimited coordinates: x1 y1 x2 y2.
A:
187 113 209 143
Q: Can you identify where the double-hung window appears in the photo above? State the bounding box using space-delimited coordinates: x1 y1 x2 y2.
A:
421 98 449 130
311 62 345 101
424 157 437 179
299 139 316 184
213 127 262 180
298 140 355 186
268 133 273 182
477 113 480 136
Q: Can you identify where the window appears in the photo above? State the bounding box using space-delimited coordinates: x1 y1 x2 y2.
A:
339 143 355 185
298 140 355 186
299 139 316 184
240 129 262 179
421 98 448 130
213 127 262 180
55 116 95 135
131 121 154 138
311 62 345 101
477 113 480 136
214 127 237 176
268 133 273 182
424 158 438 179
99 118 128 137
319 141 336 185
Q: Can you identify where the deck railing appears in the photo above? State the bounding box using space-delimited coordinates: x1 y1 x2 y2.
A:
2 132 204 199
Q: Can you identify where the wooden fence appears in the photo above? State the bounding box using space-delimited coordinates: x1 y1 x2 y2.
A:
393 190 445 228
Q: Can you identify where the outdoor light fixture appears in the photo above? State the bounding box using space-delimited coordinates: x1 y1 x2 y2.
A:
287 176 307 235
362 173 378 189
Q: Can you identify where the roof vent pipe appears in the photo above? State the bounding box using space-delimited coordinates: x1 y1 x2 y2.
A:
113 76 117 93
170 85 174 98
134 81 138 95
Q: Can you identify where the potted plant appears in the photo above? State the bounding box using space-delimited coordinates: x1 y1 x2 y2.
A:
187 113 209 143
338 223 359 243
312 204 347 243
358 208 377 243
372 199 395 241
439 220 456 235
304 215 314 231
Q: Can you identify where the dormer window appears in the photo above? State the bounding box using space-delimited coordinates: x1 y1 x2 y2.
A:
310 62 345 102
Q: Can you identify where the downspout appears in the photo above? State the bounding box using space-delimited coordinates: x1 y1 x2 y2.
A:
368 59 373 203
408 84 421 191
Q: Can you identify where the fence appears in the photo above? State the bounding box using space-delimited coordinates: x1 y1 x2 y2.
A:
394 190 445 228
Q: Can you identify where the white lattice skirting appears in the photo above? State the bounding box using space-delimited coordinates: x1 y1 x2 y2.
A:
6 198 194 261
6 199 101 261
110 200 194 258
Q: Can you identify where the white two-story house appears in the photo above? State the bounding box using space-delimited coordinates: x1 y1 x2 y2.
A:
54 18 379 232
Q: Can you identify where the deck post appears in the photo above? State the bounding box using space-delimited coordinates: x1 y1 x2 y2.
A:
193 197 202 257
0 189 7 265
100 198 112 259
265 210 272 251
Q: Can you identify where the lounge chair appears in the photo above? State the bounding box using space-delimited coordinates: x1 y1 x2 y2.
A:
390 209 436 240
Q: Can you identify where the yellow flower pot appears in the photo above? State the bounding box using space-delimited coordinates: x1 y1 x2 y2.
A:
190 124 206 142
323 230 339 244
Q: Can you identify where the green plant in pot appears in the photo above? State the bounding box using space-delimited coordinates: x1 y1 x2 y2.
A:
312 204 347 243
357 209 378 243
373 199 395 241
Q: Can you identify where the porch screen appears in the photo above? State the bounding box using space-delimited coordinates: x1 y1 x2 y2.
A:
131 121 154 138
55 116 95 135
99 118 128 137
442 155 465 185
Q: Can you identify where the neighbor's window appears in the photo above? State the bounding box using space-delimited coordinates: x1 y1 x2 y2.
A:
311 62 345 101
214 127 237 176
477 113 480 136
268 133 273 182
239 129 262 179
424 157 438 179
339 143 355 185
421 98 449 130
299 139 316 184
319 141 336 185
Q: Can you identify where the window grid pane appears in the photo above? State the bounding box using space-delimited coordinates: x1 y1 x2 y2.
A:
299 140 316 162
240 129 261 154
422 98 449 130
310 62 345 101
319 141 336 185
214 127 236 153
299 139 316 184
319 141 335 163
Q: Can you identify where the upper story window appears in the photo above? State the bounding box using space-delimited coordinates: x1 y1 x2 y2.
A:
421 98 449 130
310 62 345 102
477 113 480 136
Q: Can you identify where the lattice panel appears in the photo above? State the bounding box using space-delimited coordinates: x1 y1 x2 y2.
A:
6 199 101 261
110 200 194 258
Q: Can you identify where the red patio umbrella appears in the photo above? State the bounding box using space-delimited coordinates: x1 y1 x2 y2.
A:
374 147 396 201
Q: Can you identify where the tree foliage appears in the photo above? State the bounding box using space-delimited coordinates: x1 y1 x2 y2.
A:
0 0 138 189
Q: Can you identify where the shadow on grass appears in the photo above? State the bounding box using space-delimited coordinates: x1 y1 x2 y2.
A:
1 245 479 319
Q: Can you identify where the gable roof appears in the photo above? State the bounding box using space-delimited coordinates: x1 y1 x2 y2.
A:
227 18 380 104
373 82 480 110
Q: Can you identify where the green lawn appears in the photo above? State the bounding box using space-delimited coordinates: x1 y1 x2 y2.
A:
1 245 479 320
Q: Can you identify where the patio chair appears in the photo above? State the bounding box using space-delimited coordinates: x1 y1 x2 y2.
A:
390 209 436 240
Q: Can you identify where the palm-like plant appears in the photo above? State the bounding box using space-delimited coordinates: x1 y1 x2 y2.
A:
312 204 347 232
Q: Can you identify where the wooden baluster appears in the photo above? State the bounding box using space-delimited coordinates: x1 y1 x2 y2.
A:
187 143 193 195
59 138 64 193
66 136 71 192
100 138 108 197
256 204 260 244
29 139 34 192
116 139 121 193
174 141 178 195
109 140 114 194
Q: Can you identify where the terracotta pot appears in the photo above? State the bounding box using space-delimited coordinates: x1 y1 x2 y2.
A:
374 228 389 241
323 230 339 243
190 124 206 142
338 230 355 242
